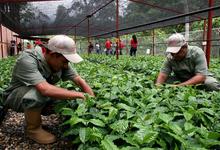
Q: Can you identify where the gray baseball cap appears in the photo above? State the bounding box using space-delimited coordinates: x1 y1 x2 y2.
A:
166 33 186 53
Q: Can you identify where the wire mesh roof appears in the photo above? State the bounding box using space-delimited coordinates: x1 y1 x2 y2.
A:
0 0 220 38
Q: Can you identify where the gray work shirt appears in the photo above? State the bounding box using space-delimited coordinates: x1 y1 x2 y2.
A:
160 46 211 82
3 47 78 111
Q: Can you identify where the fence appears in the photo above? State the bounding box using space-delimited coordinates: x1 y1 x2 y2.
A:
77 28 220 58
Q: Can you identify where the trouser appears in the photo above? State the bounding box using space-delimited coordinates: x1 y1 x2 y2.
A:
0 88 8 123
10 47 15 56
166 76 220 91
130 47 137 56
106 49 112 55
114 49 123 55
2 86 55 113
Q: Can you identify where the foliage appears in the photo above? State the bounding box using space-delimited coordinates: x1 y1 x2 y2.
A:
59 54 220 149
1 54 220 149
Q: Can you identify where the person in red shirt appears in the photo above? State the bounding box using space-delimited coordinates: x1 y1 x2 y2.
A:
115 39 124 55
105 39 112 55
34 39 47 54
130 34 138 56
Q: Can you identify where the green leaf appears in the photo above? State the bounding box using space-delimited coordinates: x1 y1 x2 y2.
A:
159 113 173 124
167 132 186 146
208 131 220 140
184 122 196 137
199 138 220 147
101 137 119 150
61 108 74 116
62 116 86 126
90 128 103 142
108 107 118 119
198 125 209 138
126 111 135 119
116 103 135 112
76 103 87 116
198 108 215 116
183 111 193 121
184 122 195 131
120 146 139 150
156 139 167 149
134 128 158 144
99 102 112 109
63 128 78 137
89 119 105 127
86 97 96 107
110 120 129 134
79 127 90 143
168 122 183 135
121 136 139 147
66 83 74 88
153 106 168 114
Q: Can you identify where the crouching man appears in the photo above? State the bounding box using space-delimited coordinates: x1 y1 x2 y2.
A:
2 35 94 144
156 33 220 91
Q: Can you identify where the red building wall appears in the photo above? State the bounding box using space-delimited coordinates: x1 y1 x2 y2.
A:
0 24 22 59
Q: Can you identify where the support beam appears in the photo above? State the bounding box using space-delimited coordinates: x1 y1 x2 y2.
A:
202 19 207 51
116 0 119 60
152 29 155 56
0 25 3 58
65 0 114 34
92 5 220 38
74 27 77 43
206 0 214 68
0 0 61 3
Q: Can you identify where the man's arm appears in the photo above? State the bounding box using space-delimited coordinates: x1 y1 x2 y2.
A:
177 47 207 86
156 72 168 85
176 73 205 86
73 75 95 96
35 81 85 100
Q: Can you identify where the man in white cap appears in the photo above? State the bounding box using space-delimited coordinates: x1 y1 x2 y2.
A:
156 33 220 90
1 35 94 144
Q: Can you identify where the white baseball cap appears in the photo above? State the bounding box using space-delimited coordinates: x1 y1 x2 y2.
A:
166 33 186 53
43 35 83 63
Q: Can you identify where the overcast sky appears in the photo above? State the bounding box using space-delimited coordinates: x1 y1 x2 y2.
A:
32 0 129 20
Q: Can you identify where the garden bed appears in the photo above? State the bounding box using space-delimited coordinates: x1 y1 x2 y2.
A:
0 109 70 149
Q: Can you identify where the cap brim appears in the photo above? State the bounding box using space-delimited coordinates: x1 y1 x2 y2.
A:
63 53 83 63
166 46 181 53
40 44 83 63
40 43 48 49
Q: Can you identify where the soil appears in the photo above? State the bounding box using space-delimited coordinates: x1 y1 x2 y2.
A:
0 109 73 150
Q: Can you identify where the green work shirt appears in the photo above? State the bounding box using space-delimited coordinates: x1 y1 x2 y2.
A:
160 46 210 82
2 47 78 111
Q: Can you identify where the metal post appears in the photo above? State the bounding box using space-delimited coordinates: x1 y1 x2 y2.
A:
88 18 90 43
87 17 90 55
74 26 77 43
203 19 207 51
116 0 119 59
206 0 214 68
0 25 3 58
152 29 155 56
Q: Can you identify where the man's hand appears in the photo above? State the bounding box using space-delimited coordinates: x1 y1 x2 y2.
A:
73 76 95 97
156 72 168 85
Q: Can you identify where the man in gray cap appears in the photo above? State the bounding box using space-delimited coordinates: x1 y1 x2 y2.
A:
156 33 220 90
1 35 94 144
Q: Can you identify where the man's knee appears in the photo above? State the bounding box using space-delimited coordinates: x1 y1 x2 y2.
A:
22 87 51 112
204 76 220 91
3 86 49 112
204 82 220 91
